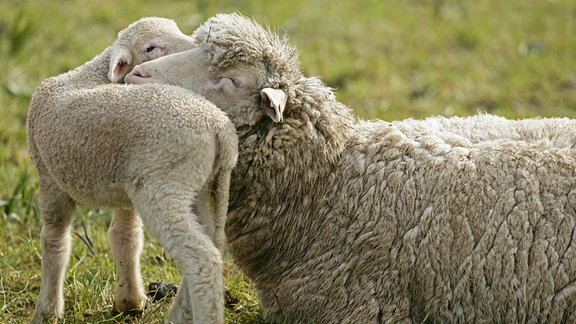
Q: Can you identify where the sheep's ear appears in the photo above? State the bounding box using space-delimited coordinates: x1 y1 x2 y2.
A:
260 88 287 123
108 47 133 83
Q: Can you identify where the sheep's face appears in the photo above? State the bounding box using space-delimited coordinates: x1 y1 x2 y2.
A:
125 48 282 124
126 48 291 127
108 17 197 83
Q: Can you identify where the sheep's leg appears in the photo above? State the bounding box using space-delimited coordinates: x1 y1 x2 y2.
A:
32 178 76 324
193 187 217 248
108 208 147 314
192 171 230 253
211 169 232 253
166 277 193 316
131 185 224 324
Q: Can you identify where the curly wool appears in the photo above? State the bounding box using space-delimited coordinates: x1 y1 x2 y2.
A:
192 13 301 91
393 113 576 148
229 113 576 323
189 14 576 323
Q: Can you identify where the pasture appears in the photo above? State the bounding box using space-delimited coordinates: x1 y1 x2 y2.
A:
0 0 574 322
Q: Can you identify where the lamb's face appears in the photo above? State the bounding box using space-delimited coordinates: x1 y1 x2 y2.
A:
108 17 197 83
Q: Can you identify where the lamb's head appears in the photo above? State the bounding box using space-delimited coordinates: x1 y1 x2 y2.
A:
108 17 196 83
125 13 304 126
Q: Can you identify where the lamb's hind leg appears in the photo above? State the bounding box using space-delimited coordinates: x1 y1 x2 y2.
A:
31 177 76 324
108 208 147 314
131 184 224 324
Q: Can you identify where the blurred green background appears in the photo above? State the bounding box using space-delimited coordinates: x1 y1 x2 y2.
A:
0 0 574 322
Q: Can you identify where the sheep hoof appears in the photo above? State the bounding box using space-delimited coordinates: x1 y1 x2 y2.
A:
111 308 144 318
111 301 145 318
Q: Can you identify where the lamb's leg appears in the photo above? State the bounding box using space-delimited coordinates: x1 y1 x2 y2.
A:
108 208 147 314
131 186 224 324
211 169 232 253
166 278 193 316
31 178 76 324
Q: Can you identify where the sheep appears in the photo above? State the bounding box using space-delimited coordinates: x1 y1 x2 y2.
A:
125 13 576 323
27 17 237 324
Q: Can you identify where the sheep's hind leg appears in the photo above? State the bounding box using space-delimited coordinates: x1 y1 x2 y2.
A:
131 185 224 324
31 177 76 324
108 208 147 315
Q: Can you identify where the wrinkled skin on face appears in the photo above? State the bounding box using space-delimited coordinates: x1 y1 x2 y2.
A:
125 48 259 111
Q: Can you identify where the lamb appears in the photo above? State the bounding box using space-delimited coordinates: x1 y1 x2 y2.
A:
27 17 237 323
125 13 576 323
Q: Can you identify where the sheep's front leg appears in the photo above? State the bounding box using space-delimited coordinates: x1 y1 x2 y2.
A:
108 208 147 314
32 179 76 324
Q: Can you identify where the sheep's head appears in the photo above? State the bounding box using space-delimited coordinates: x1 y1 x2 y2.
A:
125 13 303 126
108 17 196 83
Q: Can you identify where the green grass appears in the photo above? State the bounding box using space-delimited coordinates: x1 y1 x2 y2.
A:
0 0 575 322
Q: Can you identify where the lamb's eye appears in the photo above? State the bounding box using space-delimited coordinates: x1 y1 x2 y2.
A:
146 46 156 53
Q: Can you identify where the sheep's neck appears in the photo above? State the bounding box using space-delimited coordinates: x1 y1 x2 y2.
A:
227 103 356 279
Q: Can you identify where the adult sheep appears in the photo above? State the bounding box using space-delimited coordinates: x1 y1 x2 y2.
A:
27 17 237 324
126 13 576 323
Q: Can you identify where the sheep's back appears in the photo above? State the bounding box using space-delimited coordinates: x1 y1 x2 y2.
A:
333 121 576 321
248 118 576 323
394 114 576 148
28 83 231 207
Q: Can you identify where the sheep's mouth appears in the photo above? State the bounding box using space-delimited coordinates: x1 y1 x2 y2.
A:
124 73 151 84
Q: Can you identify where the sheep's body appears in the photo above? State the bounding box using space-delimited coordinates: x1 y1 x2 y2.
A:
225 93 576 324
393 113 576 148
126 13 576 323
27 18 235 324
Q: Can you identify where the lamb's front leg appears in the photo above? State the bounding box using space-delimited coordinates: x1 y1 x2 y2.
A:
32 179 76 324
108 208 147 314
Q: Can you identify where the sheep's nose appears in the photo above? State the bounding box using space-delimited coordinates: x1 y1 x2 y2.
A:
129 67 150 78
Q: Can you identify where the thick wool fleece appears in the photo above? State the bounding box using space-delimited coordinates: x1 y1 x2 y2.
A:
393 113 576 148
189 14 576 323
228 101 576 323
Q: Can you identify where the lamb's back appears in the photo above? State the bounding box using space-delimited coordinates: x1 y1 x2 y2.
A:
30 83 227 207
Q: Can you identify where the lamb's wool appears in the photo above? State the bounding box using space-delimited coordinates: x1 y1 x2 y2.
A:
27 18 234 324
127 13 576 323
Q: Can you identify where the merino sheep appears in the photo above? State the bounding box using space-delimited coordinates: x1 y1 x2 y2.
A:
27 17 236 324
125 13 576 323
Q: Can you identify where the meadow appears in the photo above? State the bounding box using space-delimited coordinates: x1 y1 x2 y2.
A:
0 0 574 322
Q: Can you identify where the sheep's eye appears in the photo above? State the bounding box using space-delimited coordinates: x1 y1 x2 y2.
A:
146 46 156 53
231 78 242 87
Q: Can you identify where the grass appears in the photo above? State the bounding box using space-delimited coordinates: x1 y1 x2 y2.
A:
0 0 574 322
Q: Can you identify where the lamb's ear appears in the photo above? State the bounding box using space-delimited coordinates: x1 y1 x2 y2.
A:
108 47 132 83
260 88 287 123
